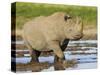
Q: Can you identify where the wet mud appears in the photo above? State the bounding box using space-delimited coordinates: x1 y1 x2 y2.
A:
16 59 77 72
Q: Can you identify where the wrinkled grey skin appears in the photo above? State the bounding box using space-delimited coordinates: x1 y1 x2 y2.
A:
22 12 83 70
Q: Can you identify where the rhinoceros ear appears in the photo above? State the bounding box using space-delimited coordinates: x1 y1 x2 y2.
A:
64 15 72 21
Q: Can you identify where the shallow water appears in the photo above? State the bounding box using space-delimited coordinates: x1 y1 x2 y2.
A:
12 40 97 46
12 54 97 64
12 40 97 71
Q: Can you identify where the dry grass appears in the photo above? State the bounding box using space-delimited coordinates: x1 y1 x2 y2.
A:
82 25 97 40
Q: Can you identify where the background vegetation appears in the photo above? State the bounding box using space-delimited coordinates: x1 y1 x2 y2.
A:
11 2 97 29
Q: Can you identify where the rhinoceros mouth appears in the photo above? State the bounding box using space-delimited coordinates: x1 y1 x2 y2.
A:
72 33 83 40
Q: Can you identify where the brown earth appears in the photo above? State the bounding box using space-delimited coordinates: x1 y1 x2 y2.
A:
16 59 77 72
16 62 51 72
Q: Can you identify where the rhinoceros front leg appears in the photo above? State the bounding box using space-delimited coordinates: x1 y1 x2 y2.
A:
54 39 69 70
54 39 69 62
48 41 66 70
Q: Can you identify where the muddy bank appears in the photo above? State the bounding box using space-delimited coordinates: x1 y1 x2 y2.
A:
16 62 51 72
16 59 77 72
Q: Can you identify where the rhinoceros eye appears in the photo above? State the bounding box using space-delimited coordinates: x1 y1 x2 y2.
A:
64 16 72 21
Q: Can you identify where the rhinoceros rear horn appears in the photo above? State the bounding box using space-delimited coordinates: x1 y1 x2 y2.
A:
64 15 72 21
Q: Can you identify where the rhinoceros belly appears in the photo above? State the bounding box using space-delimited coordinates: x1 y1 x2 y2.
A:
23 28 49 51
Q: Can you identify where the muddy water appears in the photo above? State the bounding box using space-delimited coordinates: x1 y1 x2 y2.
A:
11 40 97 72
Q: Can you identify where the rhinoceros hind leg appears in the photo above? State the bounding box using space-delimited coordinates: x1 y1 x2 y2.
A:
30 50 41 62
23 39 41 63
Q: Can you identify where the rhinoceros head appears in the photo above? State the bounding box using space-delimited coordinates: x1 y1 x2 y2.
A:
63 14 83 40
